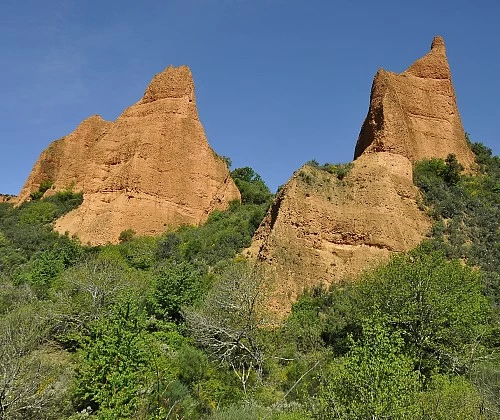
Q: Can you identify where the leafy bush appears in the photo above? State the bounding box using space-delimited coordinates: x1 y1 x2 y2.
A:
231 167 273 205
29 179 54 200
315 316 421 419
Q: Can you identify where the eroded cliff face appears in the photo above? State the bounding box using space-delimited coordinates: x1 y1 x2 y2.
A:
354 36 476 168
248 37 474 315
0 194 17 204
246 154 431 313
18 66 240 244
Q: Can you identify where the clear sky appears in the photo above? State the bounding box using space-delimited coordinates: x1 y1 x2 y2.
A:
1 0 499 195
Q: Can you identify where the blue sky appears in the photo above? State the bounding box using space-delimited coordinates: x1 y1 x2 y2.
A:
1 0 499 195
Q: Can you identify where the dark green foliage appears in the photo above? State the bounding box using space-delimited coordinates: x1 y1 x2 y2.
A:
151 261 210 322
0 192 84 281
414 145 500 308
43 188 84 215
29 179 54 200
118 228 136 243
231 167 273 205
157 201 267 265
114 236 157 270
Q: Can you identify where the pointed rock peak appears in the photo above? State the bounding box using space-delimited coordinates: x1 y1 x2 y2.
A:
354 37 476 169
79 114 107 126
142 65 195 104
431 35 446 52
403 35 450 79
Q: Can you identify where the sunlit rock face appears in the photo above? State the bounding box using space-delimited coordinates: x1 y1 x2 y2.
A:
18 66 240 244
248 37 475 316
355 36 475 168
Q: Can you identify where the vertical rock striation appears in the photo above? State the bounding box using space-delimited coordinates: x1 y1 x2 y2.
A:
18 66 240 244
248 37 475 315
354 36 475 168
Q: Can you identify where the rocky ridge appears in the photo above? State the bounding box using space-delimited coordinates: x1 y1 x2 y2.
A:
247 37 474 315
18 66 240 244
0 194 17 204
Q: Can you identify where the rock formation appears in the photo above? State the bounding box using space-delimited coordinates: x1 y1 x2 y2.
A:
248 37 474 315
354 36 476 168
18 66 240 244
0 194 16 204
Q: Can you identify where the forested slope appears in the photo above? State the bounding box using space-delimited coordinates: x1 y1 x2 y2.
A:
0 144 498 419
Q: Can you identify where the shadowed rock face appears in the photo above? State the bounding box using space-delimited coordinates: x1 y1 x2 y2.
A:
248 37 475 315
18 66 240 244
354 36 476 168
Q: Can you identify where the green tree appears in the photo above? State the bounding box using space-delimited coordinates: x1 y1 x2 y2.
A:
152 261 209 322
73 297 172 419
355 250 491 376
315 316 420 419
231 167 273 205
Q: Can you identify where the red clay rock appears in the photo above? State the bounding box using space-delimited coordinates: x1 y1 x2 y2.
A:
246 154 431 314
355 36 476 169
18 66 240 244
0 194 16 204
248 37 475 316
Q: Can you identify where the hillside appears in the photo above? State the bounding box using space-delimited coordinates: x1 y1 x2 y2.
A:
247 37 476 314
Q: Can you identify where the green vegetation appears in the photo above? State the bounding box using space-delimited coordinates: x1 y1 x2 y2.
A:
0 148 499 420
306 160 353 180
231 166 273 205
29 179 54 200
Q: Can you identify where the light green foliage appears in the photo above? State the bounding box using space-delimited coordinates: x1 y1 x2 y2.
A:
73 297 175 419
355 250 491 375
19 200 58 225
419 374 484 419
315 317 420 419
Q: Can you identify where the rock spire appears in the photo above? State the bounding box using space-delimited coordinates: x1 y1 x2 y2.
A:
18 66 240 244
